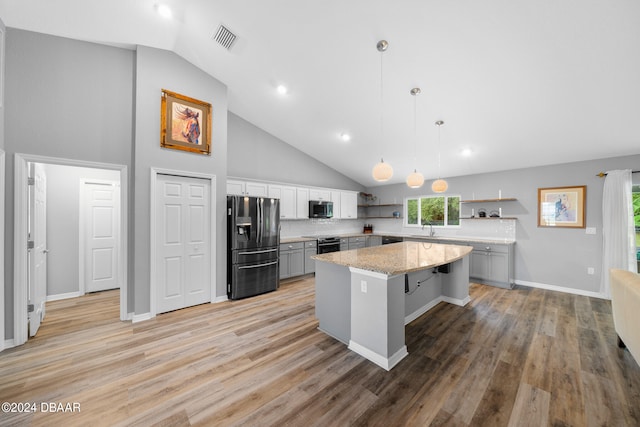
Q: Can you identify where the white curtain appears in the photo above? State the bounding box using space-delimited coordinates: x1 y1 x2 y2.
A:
601 169 637 298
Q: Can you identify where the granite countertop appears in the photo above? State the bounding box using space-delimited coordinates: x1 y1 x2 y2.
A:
401 235 516 245
282 233 514 245
280 237 317 244
312 241 473 276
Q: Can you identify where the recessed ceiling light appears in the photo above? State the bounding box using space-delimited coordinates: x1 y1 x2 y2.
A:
156 4 172 19
276 85 288 95
339 132 351 142
461 147 473 156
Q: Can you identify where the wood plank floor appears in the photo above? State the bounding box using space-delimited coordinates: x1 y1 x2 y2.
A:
1 279 639 426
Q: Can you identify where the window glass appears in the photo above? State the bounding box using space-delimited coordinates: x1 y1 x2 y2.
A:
421 196 445 226
633 184 640 260
448 196 461 226
407 199 418 225
405 195 460 227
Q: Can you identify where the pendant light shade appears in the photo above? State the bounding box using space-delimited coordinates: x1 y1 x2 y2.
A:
431 178 448 193
406 87 424 189
373 159 393 182
372 40 393 182
432 120 448 193
407 170 425 188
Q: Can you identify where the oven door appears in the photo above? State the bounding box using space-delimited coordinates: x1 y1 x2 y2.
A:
318 242 340 254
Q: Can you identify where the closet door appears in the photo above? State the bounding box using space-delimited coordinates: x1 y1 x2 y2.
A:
156 174 211 314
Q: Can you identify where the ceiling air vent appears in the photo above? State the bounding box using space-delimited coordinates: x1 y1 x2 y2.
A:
212 25 237 50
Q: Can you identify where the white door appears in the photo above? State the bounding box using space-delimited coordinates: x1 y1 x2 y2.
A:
28 163 47 337
156 174 211 314
83 181 120 293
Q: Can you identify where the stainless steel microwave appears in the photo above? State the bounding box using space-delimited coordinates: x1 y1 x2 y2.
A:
309 200 333 218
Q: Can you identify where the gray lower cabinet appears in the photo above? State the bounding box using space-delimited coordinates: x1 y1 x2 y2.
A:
405 237 514 289
348 236 366 250
366 235 382 247
304 241 317 274
469 243 513 288
340 238 348 251
280 242 304 279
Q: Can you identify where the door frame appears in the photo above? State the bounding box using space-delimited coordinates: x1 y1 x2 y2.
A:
0 149 5 351
14 153 128 347
79 178 121 296
149 167 216 318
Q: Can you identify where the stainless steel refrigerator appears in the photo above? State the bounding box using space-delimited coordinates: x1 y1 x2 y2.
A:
227 195 280 299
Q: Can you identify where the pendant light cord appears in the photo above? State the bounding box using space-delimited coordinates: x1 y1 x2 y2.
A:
379 50 384 160
436 121 442 178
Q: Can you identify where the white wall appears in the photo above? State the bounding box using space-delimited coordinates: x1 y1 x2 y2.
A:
44 164 120 297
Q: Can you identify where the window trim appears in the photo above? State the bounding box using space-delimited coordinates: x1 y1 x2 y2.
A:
404 194 461 228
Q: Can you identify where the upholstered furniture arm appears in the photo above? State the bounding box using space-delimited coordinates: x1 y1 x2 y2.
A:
610 269 640 366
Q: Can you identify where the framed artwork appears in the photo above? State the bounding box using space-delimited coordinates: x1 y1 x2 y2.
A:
160 89 212 155
538 185 586 228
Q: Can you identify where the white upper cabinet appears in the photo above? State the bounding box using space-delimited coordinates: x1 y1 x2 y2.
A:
269 184 297 219
227 179 245 196
309 189 331 201
297 187 310 218
331 191 342 218
340 191 358 219
229 178 357 220
227 179 268 197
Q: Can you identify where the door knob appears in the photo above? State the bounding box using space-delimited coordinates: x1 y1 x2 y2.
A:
43 249 50 254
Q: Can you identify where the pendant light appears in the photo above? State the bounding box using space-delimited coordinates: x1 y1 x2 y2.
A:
431 120 448 193
372 40 393 182
406 87 424 188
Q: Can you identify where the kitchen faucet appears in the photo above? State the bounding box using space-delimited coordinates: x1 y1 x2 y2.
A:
422 221 435 237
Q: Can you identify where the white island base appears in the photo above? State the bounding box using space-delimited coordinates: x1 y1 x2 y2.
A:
314 242 472 371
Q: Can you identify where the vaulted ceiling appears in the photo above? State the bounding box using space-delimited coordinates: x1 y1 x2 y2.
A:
2 0 639 186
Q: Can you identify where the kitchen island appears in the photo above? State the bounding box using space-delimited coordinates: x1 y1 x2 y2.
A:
312 241 473 370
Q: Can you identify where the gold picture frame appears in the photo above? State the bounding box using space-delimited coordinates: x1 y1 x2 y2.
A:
537 185 586 228
160 89 212 155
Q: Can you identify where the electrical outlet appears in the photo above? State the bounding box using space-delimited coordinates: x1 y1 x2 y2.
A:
587 267 595 275
360 280 367 293
586 227 596 235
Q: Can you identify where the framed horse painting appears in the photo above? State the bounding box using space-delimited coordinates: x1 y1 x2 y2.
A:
160 89 212 155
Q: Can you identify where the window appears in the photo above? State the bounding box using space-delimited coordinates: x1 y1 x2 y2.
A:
633 184 639 261
405 195 460 227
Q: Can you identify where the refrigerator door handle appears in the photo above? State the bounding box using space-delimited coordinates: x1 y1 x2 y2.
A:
238 248 278 255
259 198 264 244
238 260 278 270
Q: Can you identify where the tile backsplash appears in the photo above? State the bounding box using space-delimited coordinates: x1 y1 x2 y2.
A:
280 217 516 241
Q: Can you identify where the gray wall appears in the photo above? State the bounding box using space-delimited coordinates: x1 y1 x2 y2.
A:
367 154 640 294
0 18 5 150
133 46 227 314
228 112 363 191
44 164 120 297
4 29 134 338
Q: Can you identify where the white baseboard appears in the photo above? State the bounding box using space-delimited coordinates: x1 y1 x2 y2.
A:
405 296 444 325
132 312 153 323
47 291 82 302
213 295 228 303
443 295 471 307
348 340 408 371
514 279 608 300
3 339 15 350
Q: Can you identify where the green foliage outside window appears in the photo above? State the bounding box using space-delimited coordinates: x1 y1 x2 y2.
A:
405 195 460 227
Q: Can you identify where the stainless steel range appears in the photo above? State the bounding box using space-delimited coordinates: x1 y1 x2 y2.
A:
316 236 341 254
